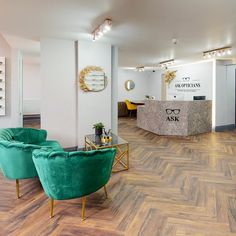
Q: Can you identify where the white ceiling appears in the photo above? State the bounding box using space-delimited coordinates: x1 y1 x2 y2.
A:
0 0 236 67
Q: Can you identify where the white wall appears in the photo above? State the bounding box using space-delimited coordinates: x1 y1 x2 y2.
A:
148 71 162 100
11 49 23 127
0 34 12 128
167 61 213 101
226 64 236 125
23 62 41 114
111 46 118 134
77 41 112 147
215 60 235 127
118 69 151 101
41 38 77 148
0 34 23 128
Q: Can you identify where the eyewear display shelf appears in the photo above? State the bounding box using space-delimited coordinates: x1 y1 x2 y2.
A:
85 133 129 173
0 57 5 116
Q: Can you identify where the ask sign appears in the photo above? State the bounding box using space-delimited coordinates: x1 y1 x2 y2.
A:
166 109 180 122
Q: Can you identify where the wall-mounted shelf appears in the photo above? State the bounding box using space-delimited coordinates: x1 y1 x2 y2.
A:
0 57 6 116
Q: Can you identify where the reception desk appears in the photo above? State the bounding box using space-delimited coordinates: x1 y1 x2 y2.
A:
137 100 212 136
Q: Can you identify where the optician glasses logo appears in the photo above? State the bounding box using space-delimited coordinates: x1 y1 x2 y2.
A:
182 77 190 81
166 109 180 121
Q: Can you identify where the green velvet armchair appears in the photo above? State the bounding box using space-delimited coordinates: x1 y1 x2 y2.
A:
0 128 63 198
32 148 116 220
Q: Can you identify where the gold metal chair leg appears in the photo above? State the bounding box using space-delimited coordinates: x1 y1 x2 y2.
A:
104 185 108 199
81 196 86 221
50 199 54 218
16 179 20 199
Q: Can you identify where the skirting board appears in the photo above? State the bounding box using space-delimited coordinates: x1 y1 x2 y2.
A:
215 124 236 132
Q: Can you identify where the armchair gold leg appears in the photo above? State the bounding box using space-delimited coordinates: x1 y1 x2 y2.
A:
81 196 86 221
16 179 20 199
50 199 54 218
104 185 108 199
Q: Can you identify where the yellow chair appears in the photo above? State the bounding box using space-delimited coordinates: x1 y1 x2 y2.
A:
125 100 137 117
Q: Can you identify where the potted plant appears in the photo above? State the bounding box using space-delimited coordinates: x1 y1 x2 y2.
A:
93 122 105 136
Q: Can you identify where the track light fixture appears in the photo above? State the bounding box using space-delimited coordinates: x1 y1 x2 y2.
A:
203 47 232 59
92 19 112 41
159 59 175 69
136 66 145 72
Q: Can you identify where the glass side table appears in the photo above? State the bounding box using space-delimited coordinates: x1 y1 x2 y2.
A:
84 133 129 173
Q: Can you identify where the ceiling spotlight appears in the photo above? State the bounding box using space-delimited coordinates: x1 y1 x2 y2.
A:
136 66 145 72
159 59 175 69
203 47 232 59
104 25 111 31
92 19 112 41
98 31 103 36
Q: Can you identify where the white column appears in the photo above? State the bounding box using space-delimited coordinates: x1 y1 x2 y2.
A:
111 46 118 134
40 38 77 148
77 41 112 148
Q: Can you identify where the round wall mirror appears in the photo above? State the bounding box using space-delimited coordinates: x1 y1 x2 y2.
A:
80 66 107 92
125 80 135 91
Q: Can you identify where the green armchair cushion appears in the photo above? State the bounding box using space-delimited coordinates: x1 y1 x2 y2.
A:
0 128 63 180
33 148 116 200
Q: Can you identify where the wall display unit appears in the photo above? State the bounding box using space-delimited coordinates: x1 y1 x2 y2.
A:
0 57 5 116
79 66 107 92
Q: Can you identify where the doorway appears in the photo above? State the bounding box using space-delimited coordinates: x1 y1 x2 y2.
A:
22 59 41 129
225 64 236 128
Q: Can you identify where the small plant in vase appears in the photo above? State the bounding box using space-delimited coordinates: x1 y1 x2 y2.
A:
93 122 105 136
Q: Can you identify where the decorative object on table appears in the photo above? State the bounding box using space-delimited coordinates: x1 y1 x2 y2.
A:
125 100 137 117
125 80 135 91
79 66 107 92
164 70 177 84
33 148 116 220
101 128 112 144
0 57 6 116
93 122 105 136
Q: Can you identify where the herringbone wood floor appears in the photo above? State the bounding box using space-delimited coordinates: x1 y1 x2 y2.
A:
1 118 236 236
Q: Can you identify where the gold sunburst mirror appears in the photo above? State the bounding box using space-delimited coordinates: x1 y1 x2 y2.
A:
80 66 107 92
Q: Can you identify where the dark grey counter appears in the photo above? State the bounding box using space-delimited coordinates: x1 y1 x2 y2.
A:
137 100 212 136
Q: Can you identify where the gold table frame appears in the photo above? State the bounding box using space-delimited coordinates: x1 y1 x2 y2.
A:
84 134 129 173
